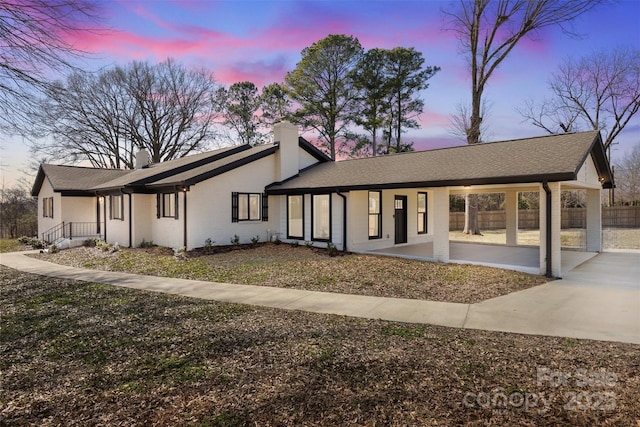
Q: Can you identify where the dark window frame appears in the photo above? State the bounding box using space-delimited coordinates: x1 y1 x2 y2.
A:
287 194 305 240
43 197 54 218
161 192 179 219
311 193 332 242
417 192 428 234
368 190 382 239
231 192 262 222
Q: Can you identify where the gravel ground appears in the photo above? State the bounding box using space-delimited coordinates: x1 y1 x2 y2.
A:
1 267 638 426
30 243 549 304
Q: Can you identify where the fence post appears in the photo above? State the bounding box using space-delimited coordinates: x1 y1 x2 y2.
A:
69 222 73 240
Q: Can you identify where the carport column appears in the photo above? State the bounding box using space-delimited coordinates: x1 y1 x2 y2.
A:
539 182 562 277
505 190 518 246
432 187 450 262
586 188 602 252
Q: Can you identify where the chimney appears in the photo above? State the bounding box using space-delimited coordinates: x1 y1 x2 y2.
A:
135 148 151 169
273 121 299 182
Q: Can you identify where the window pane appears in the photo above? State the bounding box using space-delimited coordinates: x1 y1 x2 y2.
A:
249 194 260 220
369 215 379 238
369 191 380 214
418 193 426 212
112 195 122 219
238 194 248 220
288 195 303 238
418 213 425 233
163 193 175 217
313 194 330 240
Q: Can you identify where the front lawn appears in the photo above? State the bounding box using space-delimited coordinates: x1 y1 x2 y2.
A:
1 267 638 426
31 243 549 304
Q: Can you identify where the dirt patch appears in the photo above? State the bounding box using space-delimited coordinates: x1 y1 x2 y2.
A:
1 267 638 426
30 243 549 304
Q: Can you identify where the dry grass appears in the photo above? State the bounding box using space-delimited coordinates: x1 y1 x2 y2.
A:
1 266 638 426
31 244 549 304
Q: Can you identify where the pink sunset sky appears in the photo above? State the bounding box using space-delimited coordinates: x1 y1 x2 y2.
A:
2 0 639 186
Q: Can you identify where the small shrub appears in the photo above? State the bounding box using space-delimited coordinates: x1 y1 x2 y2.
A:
250 235 260 245
326 242 338 257
230 235 240 246
49 244 59 254
18 236 46 249
174 246 187 260
304 241 313 248
82 238 97 247
139 239 155 248
273 236 282 245
95 240 112 252
204 238 214 251
290 240 299 247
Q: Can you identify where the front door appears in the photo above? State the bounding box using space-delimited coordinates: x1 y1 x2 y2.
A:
394 195 407 244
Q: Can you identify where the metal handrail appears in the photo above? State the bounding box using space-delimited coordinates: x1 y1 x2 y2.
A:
42 222 101 244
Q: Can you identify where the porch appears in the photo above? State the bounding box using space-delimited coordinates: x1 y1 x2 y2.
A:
368 241 597 275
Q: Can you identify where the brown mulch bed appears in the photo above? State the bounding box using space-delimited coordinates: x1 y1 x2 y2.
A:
30 243 550 304
1 266 638 426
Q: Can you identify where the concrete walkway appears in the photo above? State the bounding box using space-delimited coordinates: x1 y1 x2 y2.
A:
1 251 638 345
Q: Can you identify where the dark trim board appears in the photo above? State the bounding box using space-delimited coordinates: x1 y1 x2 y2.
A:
265 173 578 195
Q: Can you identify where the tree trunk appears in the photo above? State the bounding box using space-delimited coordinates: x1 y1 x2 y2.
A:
463 193 482 235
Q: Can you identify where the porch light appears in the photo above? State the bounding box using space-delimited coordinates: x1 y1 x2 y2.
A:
599 177 605 183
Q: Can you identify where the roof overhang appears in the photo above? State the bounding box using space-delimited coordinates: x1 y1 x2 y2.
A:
266 172 576 195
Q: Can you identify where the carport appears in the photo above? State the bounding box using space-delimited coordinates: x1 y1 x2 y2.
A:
267 130 614 278
369 241 597 275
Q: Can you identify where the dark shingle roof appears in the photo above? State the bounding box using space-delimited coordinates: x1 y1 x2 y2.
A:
267 131 613 194
31 164 131 196
93 144 249 190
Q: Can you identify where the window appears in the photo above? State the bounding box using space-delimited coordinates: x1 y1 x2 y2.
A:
110 195 123 220
417 192 428 234
287 195 304 239
368 191 381 239
161 192 178 219
43 197 53 218
231 192 268 222
312 194 331 241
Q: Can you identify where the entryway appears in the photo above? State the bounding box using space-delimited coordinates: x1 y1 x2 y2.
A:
394 195 407 244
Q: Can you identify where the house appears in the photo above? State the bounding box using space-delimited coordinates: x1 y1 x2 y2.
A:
32 122 614 278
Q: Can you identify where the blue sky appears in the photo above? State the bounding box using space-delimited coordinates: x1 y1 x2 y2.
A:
2 0 639 186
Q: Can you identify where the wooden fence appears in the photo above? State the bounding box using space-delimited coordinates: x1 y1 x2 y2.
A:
450 206 640 230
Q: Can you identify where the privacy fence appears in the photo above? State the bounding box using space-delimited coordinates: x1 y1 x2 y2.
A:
450 206 640 231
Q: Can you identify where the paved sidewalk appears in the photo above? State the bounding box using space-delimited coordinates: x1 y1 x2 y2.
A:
1 251 639 345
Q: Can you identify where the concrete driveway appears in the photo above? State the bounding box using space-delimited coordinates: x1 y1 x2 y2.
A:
2 250 639 344
463 252 640 344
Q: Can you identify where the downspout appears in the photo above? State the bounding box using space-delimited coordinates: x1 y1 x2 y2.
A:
101 193 107 242
337 191 347 252
123 190 133 248
183 187 188 249
174 185 188 249
542 181 552 278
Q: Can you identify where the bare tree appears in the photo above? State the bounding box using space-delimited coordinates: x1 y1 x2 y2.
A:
615 143 640 206
0 184 37 238
35 59 221 168
519 46 640 152
0 0 100 134
36 67 136 168
126 59 221 163
444 0 604 234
